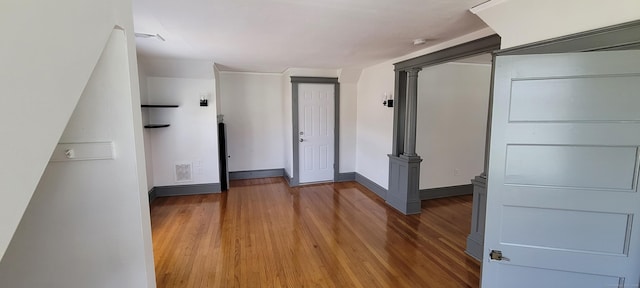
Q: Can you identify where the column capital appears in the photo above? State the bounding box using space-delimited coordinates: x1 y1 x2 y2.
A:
406 67 422 77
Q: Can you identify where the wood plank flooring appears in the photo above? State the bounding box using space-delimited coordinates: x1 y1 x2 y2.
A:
150 177 480 287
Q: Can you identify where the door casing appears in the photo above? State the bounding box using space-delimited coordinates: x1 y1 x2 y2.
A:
290 77 340 186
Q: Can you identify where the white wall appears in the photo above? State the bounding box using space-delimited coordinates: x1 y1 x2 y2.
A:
219 72 285 172
472 0 640 48
417 63 491 189
0 0 150 262
214 64 222 116
355 63 396 187
355 28 496 189
338 69 360 173
146 76 220 187
0 30 154 287
138 58 155 191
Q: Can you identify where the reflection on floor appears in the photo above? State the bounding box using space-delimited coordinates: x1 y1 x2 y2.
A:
151 177 480 288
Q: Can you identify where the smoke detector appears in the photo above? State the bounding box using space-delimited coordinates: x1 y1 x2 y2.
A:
413 38 428 46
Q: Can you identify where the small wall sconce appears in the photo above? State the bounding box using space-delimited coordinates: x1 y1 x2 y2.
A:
382 92 393 108
200 93 209 107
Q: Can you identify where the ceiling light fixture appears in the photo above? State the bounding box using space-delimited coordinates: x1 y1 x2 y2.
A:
135 33 166 42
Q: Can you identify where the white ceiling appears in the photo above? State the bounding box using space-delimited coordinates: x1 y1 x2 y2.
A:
133 0 489 73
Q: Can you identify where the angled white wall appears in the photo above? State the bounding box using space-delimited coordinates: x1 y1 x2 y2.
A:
472 0 640 48
0 0 150 267
0 29 155 288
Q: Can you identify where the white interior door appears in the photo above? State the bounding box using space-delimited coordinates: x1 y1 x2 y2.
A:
482 50 640 287
298 83 334 184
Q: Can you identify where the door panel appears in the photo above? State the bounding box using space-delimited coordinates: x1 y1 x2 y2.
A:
298 83 334 183
497 265 623 288
482 50 640 287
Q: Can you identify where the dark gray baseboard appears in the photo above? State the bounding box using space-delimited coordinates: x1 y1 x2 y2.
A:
283 170 293 186
355 173 388 199
229 168 284 180
148 187 157 204
335 172 356 182
466 236 483 261
154 183 221 197
419 184 473 200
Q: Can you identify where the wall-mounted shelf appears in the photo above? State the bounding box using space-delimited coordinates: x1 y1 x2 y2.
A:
144 124 170 129
141 104 178 128
141 104 179 108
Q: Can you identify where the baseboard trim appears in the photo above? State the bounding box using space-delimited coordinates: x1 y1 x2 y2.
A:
465 236 483 261
148 187 157 204
419 184 473 200
154 183 221 197
335 172 356 182
229 168 284 180
283 170 293 186
355 173 388 199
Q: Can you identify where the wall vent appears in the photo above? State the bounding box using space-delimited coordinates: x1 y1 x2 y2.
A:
175 163 193 182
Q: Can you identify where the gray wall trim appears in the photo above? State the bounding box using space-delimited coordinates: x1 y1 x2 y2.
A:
355 173 388 199
148 187 157 204
391 70 407 156
284 170 293 186
291 77 340 186
291 77 339 84
291 82 300 186
394 34 501 71
154 183 221 197
419 184 473 200
466 237 483 261
497 19 640 56
333 83 341 182
229 168 284 180
335 172 356 182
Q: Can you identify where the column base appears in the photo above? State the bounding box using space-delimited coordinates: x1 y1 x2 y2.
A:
387 154 423 215
465 175 487 260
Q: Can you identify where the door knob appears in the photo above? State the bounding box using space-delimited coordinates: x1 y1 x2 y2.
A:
299 138 304 142
489 250 509 261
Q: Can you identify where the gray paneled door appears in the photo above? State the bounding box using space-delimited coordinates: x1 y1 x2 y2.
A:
482 50 640 287
298 83 335 183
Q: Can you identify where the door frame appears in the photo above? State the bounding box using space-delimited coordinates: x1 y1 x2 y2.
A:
290 77 340 186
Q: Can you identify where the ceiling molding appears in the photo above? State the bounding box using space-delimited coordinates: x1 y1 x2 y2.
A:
469 0 510 15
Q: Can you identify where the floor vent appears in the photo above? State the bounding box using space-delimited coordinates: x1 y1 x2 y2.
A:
175 163 193 182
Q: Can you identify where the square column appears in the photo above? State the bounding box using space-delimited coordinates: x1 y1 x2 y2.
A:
387 155 422 214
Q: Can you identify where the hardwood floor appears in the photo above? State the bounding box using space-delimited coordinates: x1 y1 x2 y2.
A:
150 177 480 287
